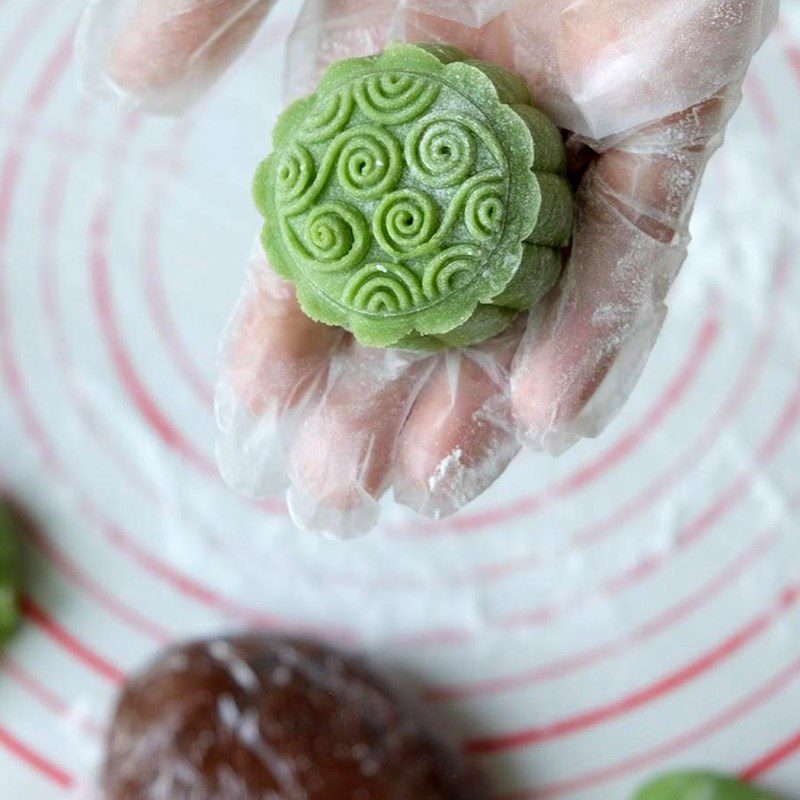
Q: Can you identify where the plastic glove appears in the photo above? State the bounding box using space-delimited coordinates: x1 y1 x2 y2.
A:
77 0 779 537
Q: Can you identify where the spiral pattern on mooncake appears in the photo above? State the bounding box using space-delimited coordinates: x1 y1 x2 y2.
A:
354 73 440 125
344 263 424 313
276 145 315 205
299 89 354 143
336 128 403 200
373 189 439 257
422 245 481 301
255 43 573 348
465 180 505 240
290 202 370 272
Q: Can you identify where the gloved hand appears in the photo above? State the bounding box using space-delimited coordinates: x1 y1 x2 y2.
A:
77 0 779 537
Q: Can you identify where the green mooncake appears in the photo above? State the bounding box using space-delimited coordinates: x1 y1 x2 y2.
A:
634 772 785 800
0 504 20 648
254 43 573 349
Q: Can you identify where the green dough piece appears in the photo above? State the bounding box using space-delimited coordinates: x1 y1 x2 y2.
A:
634 772 786 800
0 505 21 648
255 43 573 349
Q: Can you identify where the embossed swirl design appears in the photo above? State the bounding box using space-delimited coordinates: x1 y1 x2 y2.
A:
373 189 439 256
273 71 511 317
343 263 424 313
282 202 370 273
465 180 505 240
354 73 441 125
276 145 315 204
300 88 354 143
422 244 482 300
336 128 403 199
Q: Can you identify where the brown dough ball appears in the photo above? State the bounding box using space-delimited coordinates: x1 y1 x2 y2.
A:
103 634 482 800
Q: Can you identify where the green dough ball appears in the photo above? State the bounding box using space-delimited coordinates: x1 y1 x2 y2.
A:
254 43 573 349
0 505 21 648
634 772 786 800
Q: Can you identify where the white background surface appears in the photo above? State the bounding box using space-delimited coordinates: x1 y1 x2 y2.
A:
1 1 800 797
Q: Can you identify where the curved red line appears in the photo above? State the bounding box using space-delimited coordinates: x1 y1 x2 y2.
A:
35 110 278 636
745 73 779 130
95 512 353 642
0 19 123 778
505 653 800 799
464 304 776 587
427 365 800 682
139 13 293 409
785 44 800 82
19 595 126 685
429 526 778 702
35 108 185 645
378 354 800 646
0 655 102 739
89 135 285 516
493 474 742 631
141 187 214 407
0 721 74 790
488 353 800 632
25 522 171 645
0 0 55 79
739 729 800 782
468 584 800 755
90 195 215 475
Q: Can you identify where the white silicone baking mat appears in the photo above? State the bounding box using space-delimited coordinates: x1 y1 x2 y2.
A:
1 0 800 797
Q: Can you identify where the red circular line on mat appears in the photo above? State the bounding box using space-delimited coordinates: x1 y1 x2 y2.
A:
141 184 214 408
34 104 203 644
25 520 172 645
0 721 74 791
450 357 800 727
137 14 294 409
90 192 216 475
428 525 779 702
0 0 54 78
0 655 102 739
785 43 800 81
19 595 126 686
88 129 285 515
39 156 169 506
505 649 800 799
0 19 105 782
462 308 775 587
33 104 287 626
468 582 800 756
745 73 779 130
490 353 800 630
97 513 283 626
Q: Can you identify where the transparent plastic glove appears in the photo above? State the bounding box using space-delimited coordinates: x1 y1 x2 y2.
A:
77 0 778 537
